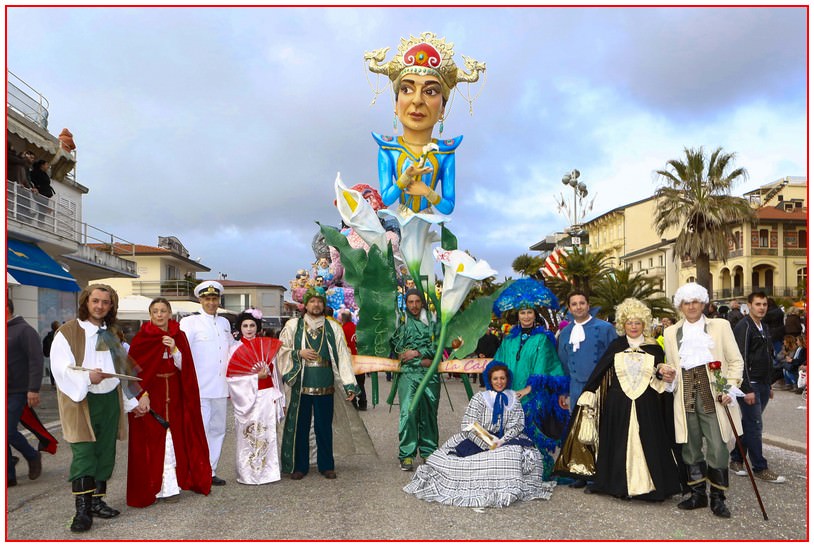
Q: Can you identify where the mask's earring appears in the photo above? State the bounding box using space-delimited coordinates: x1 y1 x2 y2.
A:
393 112 398 132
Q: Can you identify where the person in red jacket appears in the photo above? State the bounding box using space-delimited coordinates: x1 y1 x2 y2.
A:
341 310 366 410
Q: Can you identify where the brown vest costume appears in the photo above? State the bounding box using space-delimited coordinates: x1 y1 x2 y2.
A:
55 319 127 443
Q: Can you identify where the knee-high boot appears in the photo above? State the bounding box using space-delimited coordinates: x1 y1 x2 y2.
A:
91 480 121 518
677 461 708 510
707 467 731 518
70 476 95 533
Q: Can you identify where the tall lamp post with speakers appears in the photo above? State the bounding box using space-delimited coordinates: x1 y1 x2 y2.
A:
555 169 594 247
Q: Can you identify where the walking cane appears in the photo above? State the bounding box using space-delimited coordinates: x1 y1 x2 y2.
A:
718 395 769 520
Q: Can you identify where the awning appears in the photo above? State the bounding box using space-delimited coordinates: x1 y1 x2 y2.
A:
7 239 81 292
117 295 156 321
7 112 58 155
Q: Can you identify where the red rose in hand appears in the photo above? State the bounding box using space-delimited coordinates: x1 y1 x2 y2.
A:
708 361 722 371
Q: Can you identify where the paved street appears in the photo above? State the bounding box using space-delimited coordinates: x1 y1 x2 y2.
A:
7 378 808 540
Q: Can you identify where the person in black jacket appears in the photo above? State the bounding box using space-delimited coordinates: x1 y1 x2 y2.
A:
764 298 785 354
729 292 787 484
30 159 55 224
42 320 60 387
6 298 44 487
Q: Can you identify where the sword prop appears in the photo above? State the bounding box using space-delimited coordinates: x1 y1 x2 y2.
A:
149 410 170 429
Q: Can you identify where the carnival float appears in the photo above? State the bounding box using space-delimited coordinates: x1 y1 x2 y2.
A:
287 32 567 442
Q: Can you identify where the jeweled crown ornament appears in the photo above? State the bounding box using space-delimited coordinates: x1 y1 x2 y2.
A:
365 31 486 105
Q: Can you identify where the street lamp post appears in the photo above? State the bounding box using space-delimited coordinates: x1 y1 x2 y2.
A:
561 169 589 246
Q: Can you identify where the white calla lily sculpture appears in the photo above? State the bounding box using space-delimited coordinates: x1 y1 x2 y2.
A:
434 248 498 318
378 209 448 298
408 248 497 414
333 172 387 251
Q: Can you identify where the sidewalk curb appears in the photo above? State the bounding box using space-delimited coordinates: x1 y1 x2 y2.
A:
764 434 807 455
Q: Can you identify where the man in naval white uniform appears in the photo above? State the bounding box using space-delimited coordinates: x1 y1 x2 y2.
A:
180 280 236 485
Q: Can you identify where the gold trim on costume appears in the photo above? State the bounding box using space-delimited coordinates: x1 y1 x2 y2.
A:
303 357 330 368
625 402 656 496
614 350 654 400
301 386 335 396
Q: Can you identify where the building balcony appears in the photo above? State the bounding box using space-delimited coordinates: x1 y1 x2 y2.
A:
784 248 807 257
7 70 49 130
713 285 798 300
7 181 80 253
131 279 198 299
752 248 778 256
728 248 743 258
7 180 138 280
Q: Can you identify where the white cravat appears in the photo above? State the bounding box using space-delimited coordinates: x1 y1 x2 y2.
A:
569 316 592 352
678 319 715 370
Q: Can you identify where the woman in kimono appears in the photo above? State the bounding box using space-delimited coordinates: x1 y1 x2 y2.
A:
403 361 553 507
556 298 681 501
126 298 211 507
226 309 285 485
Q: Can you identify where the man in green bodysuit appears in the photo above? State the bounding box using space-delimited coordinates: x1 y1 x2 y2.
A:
392 289 440 471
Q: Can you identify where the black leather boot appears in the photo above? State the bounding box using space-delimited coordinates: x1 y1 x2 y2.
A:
708 467 731 518
677 462 708 510
91 480 121 519
70 476 95 533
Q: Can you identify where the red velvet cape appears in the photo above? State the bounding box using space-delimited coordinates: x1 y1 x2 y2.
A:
126 319 211 507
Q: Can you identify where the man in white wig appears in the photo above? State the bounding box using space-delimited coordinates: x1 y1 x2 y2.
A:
663 282 744 518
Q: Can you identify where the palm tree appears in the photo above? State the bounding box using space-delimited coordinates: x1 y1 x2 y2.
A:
654 146 754 292
511 253 544 279
591 266 674 321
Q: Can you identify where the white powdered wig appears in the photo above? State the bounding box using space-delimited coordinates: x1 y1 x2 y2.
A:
673 282 709 307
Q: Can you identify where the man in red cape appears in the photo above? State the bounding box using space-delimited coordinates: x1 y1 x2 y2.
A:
126 318 212 507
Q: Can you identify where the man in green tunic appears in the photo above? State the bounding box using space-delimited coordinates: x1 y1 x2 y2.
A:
392 289 440 471
278 287 360 479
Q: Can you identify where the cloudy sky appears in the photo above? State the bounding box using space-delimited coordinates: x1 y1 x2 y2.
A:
7 5 807 292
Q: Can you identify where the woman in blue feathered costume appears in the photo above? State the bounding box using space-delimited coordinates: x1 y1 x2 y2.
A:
492 285 570 480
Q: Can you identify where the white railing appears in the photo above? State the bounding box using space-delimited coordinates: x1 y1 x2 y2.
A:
7 70 49 129
6 180 66 236
7 180 137 263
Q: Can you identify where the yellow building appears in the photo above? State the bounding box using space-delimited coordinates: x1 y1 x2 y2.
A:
582 196 681 298
89 236 210 301
689 177 808 302
579 176 807 304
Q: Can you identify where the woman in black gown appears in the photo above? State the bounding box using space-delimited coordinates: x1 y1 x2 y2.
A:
556 298 681 501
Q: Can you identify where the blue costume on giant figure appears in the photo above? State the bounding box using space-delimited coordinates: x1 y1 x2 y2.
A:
365 32 485 216
372 133 461 214
557 314 618 407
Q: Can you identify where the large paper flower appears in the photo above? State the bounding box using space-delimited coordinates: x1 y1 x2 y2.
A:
434 248 497 320
334 173 387 250
379 209 447 294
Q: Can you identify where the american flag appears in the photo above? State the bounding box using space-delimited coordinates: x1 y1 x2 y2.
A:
540 247 568 281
